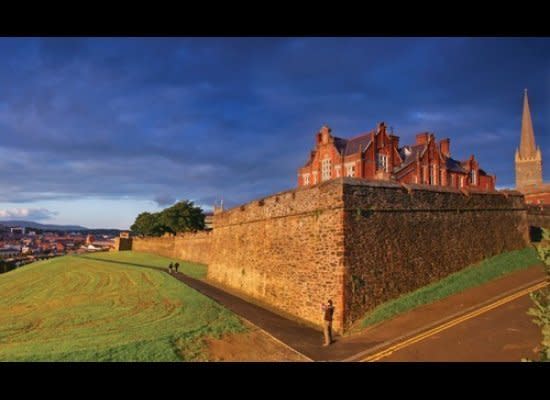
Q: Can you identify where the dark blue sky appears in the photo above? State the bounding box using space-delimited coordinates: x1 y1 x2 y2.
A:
0 37 548 228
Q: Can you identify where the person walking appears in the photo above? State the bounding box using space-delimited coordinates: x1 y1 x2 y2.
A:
168 262 173 274
174 262 179 273
321 299 335 346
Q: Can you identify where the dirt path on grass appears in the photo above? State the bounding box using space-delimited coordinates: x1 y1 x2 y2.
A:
206 322 309 361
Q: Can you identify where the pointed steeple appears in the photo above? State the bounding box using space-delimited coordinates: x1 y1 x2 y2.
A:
515 89 543 189
519 89 538 159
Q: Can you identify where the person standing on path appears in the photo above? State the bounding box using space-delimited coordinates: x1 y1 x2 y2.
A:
168 262 173 274
174 262 179 273
321 299 334 346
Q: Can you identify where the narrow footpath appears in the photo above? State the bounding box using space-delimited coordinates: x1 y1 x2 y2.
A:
170 264 547 361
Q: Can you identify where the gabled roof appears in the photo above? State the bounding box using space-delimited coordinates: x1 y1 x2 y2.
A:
342 131 374 156
302 130 375 168
446 157 468 173
333 137 348 155
394 144 425 172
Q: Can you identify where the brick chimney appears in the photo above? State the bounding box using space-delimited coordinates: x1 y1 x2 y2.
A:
390 134 400 149
416 133 429 145
320 125 331 144
439 138 450 157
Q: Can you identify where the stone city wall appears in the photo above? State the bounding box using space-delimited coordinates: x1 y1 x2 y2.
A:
120 178 529 333
342 180 528 327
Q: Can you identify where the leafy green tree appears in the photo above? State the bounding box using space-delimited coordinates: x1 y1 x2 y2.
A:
130 201 205 237
159 200 205 234
130 212 167 237
527 228 550 361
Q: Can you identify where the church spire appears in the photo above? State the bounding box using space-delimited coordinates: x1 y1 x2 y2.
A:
515 89 543 189
518 89 538 159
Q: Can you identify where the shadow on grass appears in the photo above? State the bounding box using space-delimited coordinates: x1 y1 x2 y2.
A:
75 254 168 273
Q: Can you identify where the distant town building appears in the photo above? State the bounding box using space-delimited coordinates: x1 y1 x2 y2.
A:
55 242 66 253
10 227 25 235
298 122 495 191
515 89 550 205
85 234 95 245
0 244 21 259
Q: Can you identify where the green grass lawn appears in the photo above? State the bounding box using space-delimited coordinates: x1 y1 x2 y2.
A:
359 247 542 330
0 251 244 361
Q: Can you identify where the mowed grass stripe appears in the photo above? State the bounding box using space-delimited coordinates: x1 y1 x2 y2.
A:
0 251 244 361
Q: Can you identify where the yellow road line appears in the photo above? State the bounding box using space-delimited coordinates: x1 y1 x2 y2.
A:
362 280 549 362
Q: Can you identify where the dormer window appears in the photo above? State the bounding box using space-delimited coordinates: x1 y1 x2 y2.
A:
470 170 477 185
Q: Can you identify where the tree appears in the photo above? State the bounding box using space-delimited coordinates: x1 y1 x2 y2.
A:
130 212 166 237
159 200 205 234
130 201 206 237
527 228 550 361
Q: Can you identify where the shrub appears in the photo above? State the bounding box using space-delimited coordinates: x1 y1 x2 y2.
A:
527 228 550 361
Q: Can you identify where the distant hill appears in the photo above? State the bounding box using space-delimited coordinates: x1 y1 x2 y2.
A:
0 220 89 231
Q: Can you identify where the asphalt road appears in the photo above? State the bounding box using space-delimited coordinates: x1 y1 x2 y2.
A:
373 293 543 362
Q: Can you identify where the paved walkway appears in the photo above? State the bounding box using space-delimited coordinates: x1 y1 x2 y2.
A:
170 264 547 361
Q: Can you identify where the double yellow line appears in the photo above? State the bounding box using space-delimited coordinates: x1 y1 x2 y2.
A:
361 280 549 362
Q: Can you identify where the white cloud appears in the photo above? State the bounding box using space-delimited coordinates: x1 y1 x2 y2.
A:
0 208 58 220
409 111 449 122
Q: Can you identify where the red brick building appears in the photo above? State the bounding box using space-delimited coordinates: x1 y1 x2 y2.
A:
298 122 496 190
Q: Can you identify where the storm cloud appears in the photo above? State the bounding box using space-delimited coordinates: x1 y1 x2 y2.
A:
0 37 548 222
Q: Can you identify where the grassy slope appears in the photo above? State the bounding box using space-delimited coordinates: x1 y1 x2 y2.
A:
0 251 244 361
360 247 541 329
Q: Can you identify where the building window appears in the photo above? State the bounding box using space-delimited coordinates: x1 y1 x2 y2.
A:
460 176 464 188
322 158 332 181
429 165 437 185
312 171 318 184
470 170 477 185
335 165 341 177
451 174 456 187
423 166 428 184
346 164 355 177
303 174 310 185
377 154 387 172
